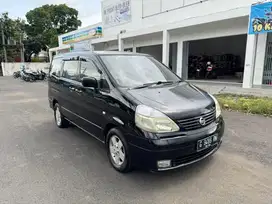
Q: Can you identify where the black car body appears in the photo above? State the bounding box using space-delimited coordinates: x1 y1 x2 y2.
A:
48 51 225 172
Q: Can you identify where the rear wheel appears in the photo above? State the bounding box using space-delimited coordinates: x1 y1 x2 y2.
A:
54 103 69 128
107 128 132 173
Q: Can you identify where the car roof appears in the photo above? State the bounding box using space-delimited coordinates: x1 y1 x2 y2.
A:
54 50 150 59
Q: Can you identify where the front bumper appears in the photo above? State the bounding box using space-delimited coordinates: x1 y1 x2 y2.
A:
128 116 224 171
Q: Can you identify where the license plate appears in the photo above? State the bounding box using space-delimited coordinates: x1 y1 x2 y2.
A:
197 136 213 152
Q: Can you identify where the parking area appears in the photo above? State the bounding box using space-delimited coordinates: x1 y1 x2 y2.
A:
0 77 272 204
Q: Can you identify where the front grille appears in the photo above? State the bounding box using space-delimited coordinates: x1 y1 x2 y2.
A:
177 108 216 131
172 145 216 167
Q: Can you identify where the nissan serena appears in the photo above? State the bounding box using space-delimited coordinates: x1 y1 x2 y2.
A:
48 51 225 173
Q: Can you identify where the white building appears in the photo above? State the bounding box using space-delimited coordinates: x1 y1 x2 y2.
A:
50 0 272 89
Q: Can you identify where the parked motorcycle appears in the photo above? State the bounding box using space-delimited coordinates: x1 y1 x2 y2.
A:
13 71 21 79
38 70 47 80
31 70 47 81
205 61 217 79
20 68 36 82
195 64 203 79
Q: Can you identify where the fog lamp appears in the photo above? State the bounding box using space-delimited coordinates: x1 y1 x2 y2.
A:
157 160 171 168
213 135 218 142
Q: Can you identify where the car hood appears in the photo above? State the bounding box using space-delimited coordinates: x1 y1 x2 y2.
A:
124 82 214 120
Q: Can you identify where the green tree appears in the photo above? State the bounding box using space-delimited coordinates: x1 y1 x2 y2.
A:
25 4 81 49
0 12 24 62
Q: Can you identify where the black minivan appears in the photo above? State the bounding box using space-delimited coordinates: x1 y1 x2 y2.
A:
48 51 224 173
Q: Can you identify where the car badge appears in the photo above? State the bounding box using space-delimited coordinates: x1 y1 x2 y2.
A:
199 117 206 126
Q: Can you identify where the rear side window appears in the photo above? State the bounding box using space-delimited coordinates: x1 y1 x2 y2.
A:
80 60 101 80
50 58 62 77
62 61 79 81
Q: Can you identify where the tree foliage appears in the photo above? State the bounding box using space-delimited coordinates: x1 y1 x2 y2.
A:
0 4 81 62
25 4 82 48
0 12 24 62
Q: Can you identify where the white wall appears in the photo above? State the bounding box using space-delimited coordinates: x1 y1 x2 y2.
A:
170 17 248 42
94 32 163 51
100 0 253 38
1 63 50 76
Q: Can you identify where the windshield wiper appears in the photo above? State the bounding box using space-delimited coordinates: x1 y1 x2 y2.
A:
131 81 176 89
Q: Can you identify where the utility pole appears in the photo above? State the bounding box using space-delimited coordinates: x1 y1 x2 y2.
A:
0 21 8 62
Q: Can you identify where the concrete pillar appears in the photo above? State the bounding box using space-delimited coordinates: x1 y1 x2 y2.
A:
243 34 258 88
118 34 124 51
162 30 170 66
176 40 183 77
132 46 137 53
253 33 267 86
90 45 94 52
176 40 189 79
49 50 53 62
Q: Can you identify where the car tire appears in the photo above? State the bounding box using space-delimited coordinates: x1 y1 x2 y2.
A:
54 103 69 128
107 128 132 173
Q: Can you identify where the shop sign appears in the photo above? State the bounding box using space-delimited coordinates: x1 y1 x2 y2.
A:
249 1 272 34
62 26 102 45
103 0 131 28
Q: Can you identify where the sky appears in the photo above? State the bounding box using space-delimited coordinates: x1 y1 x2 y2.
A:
0 0 102 27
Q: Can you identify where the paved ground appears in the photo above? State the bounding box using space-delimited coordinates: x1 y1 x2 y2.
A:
191 80 272 97
0 77 271 204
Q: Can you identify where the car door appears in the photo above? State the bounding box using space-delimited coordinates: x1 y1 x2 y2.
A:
48 58 63 105
58 58 81 124
72 57 109 141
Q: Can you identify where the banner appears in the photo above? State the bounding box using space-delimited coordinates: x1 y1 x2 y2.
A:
102 0 131 28
249 1 272 34
62 26 102 45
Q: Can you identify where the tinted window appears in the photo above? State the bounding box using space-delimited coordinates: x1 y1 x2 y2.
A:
50 58 62 77
100 55 180 88
80 61 101 80
62 61 79 80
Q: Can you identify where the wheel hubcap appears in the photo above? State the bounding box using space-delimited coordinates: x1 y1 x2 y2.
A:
109 135 125 167
55 107 62 126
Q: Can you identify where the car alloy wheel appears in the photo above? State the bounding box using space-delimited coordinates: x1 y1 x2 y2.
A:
109 135 126 167
55 106 62 126
54 103 69 128
107 128 132 173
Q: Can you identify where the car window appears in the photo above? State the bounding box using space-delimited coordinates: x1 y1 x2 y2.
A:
100 55 181 88
49 58 62 77
62 61 79 80
80 60 101 80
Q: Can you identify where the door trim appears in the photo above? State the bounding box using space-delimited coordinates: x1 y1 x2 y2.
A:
62 106 102 129
65 118 104 144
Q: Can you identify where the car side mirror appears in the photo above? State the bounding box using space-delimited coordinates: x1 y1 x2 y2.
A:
82 77 98 88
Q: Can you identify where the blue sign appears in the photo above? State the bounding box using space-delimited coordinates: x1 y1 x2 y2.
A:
62 27 102 44
249 2 272 34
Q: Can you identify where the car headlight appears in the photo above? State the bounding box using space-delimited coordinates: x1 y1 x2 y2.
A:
209 94 221 118
135 105 179 133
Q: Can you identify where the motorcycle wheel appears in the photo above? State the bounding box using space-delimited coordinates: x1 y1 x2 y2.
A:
30 76 36 82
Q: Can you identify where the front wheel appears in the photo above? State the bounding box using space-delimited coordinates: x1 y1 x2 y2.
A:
54 103 69 128
107 128 132 173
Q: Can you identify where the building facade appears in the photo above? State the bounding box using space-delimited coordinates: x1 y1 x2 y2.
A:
51 0 271 89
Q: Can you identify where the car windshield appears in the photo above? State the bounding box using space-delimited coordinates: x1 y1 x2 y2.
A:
100 55 181 88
